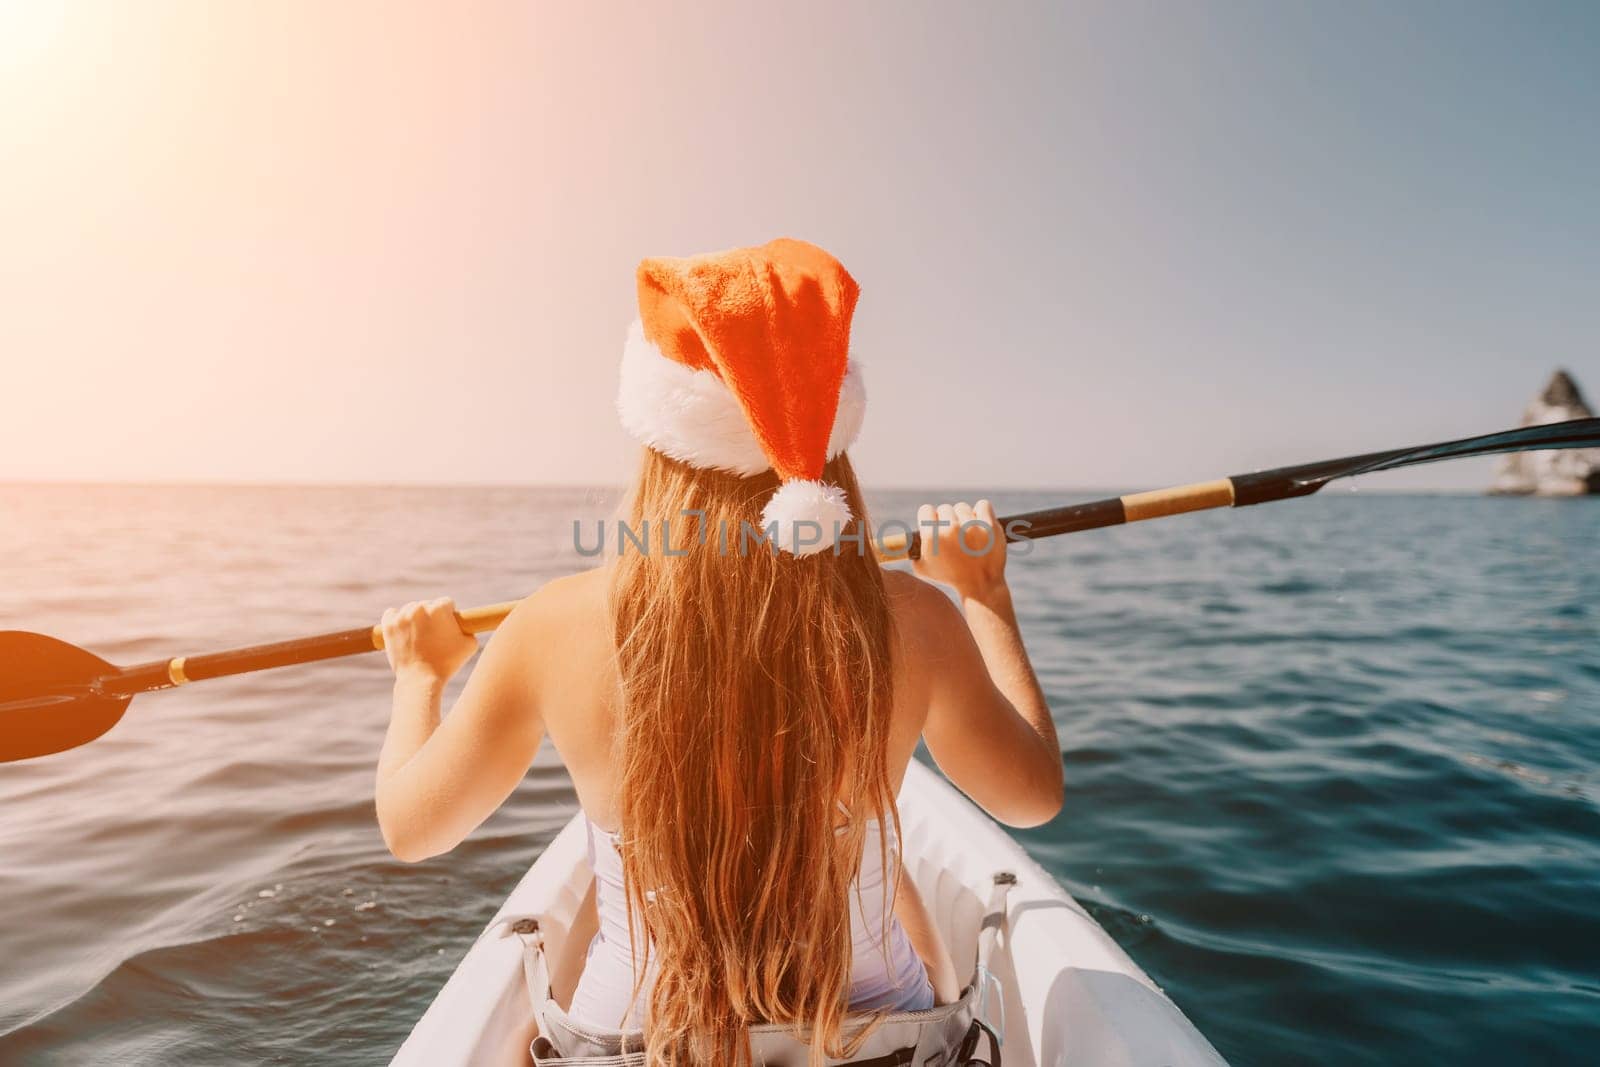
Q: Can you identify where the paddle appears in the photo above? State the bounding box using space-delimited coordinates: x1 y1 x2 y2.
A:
1 606 519 764
879 415 1600 557
4 417 1597 764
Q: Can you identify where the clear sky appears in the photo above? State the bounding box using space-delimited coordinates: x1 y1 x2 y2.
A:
3 1 1596 490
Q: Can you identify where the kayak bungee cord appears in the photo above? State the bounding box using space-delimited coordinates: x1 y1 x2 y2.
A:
3 416 1597 764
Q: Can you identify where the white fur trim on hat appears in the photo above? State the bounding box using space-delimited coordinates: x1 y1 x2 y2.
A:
760 479 853 556
616 321 865 477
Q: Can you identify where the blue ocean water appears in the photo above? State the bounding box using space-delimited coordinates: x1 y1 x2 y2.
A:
0 484 1596 1065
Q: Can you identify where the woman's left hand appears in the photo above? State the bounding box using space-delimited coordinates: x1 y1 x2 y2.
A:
381 597 479 684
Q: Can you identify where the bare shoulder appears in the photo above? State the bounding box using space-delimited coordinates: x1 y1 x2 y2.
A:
524 565 610 612
492 566 612 657
883 569 963 655
506 566 619 784
883 569 968 749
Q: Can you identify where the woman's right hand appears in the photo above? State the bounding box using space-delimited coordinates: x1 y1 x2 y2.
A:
381 597 479 686
912 500 1008 602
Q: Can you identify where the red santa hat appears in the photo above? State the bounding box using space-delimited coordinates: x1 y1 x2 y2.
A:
616 237 866 556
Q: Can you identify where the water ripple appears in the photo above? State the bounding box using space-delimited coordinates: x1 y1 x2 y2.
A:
0 487 1597 1064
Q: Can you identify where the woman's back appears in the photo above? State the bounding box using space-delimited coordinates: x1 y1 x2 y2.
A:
529 515 945 1056
524 565 934 839
520 559 960 1012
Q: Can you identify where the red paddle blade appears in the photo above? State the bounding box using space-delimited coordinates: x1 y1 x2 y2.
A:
0 632 131 763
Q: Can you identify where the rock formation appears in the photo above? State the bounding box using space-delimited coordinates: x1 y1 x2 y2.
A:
1489 369 1600 495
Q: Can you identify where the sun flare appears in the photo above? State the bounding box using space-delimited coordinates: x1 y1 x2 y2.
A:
0 0 68 74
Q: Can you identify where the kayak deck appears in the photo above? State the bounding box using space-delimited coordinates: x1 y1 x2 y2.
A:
393 761 1226 1066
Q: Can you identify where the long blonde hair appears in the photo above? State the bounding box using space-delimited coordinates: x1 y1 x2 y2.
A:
609 448 897 1065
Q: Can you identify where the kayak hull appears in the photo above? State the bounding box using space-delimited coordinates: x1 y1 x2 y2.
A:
393 762 1226 1066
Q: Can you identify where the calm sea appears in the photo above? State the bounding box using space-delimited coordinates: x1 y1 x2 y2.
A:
1 484 1596 1065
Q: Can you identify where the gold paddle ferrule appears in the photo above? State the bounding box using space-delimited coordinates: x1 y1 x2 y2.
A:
876 531 913 559
1120 478 1236 522
166 656 190 687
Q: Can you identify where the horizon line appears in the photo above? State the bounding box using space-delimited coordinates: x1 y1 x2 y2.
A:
0 476 1490 497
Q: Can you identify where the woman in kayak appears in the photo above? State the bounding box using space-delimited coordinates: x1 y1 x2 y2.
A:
374 238 1062 1065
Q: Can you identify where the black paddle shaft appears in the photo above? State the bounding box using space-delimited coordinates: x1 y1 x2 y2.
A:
897 417 1600 559
100 626 381 698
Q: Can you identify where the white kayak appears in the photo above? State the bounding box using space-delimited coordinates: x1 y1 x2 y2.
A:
394 761 1227 1066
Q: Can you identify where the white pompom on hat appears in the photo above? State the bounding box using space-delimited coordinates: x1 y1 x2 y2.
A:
616 238 866 556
